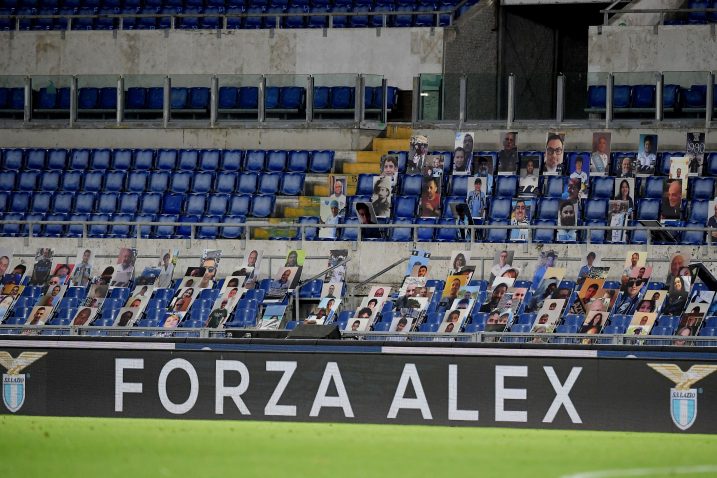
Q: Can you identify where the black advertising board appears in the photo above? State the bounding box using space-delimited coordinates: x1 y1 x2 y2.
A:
1 340 716 433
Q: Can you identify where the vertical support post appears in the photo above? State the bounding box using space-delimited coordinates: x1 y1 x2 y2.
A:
606 73 614 129
655 72 663 122
706 71 714 128
556 74 565 124
306 75 314 123
381 78 388 124
116 76 124 125
258 75 266 123
354 74 365 125
459 75 467 128
506 73 515 129
163 76 171 128
23 76 32 123
69 75 77 127
210 75 218 127
412 75 420 125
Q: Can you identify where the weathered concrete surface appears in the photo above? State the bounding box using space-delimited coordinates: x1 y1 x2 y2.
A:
589 25 717 74
609 0 683 27
0 28 444 90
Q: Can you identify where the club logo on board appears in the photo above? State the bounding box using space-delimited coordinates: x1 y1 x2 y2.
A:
0 352 47 413
648 363 717 431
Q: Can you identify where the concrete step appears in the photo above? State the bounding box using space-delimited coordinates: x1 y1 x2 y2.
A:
386 124 413 139
342 162 381 175
355 150 383 163
372 138 409 155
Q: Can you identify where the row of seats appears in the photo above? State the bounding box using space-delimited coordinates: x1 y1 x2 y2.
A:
0 148 334 173
664 0 717 24
386 149 717 178
0 171 305 197
587 84 717 112
0 85 397 112
1 0 462 7
0 4 455 30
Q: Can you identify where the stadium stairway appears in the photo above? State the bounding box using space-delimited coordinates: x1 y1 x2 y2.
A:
253 124 411 237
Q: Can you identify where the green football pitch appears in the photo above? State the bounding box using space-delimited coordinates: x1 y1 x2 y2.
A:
1 415 716 478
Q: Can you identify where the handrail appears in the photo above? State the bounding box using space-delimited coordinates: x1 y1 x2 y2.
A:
0 217 714 247
600 3 717 25
1 325 715 346
0 5 461 31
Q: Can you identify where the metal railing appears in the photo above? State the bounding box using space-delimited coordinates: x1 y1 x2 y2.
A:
2 325 715 346
600 1 717 25
0 2 466 31
0 217 713 248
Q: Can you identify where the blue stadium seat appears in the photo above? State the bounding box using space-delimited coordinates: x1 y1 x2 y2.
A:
587 85 606 109
3 149 24 170
133 149 154 170
207 194 230 215
637 198 660 220
221 215 246 239
156 149 178 170
228 194 251 216
692 177 715 201
330 86 353 108
88 213 111 238
313 86 330 108
221 149 243 171
9 192 31 213
199 150 221 171
251 195 275 218
177 149 199 171
78 88 99 109
109 213 134 238
450 175 469 197
356 174 376 196
148 170 171 193
280 173 305 196
47 149 67 169
613 85 631 108
632 85 655 108
97 192 119 214
104 170 126 192
118 192 140 214
287 150 309 172
26 149 46 170
125 88 147 108
486 219 509 242
190 171 214 194
543 176 565 198
17 170 40 192
280 87 304 109
400 174 423 196
126 171 148 193
70 149 91 170
533 219 555 243
495 175 518 198
591 176 614 199
490 198 512 220
643 177 664 199
215 172 238 194
537 197 560 220
155 214 178 239
140 193 162 215
30 191 52 214
394 195 417 218
244 150 266 172
162 192 185 215
0 171 16 191
238 172 259 194
266 150 287 172
238 87 259 109
112 149 132 170
689 200 709 223
170 171 193 194
584 199 607 221
185 194 206 215
188 87 209 108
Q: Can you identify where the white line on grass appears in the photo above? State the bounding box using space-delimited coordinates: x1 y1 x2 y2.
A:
561 464 717 478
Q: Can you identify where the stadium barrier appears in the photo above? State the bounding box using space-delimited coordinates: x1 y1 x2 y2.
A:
1 337 716 432
0 217 714 246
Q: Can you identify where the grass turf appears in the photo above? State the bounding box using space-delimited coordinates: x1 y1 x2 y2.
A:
1 415 716 478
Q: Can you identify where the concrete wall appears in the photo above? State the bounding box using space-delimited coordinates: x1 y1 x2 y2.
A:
0 126 375 151
1 237 713 302
609 0 683 26
442 0 500 121
0 28 444 91
589 25 717 74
